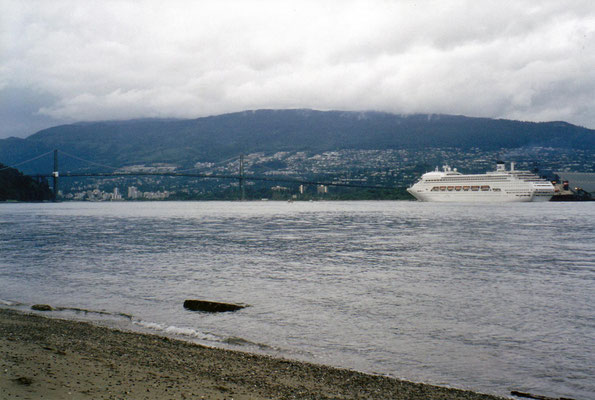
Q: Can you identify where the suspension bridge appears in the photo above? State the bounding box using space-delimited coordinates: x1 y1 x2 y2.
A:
3 149 398 201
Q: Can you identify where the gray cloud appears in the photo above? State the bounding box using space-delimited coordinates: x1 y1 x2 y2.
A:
1 0 594 138
0 86 70 138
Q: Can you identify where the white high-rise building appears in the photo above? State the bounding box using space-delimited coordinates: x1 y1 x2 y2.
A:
112 187 122 200
127 186 139 199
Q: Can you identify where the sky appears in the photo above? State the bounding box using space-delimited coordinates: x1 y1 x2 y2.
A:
1 0 594 138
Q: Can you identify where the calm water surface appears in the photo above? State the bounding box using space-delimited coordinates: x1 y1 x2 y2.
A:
1 201 593 399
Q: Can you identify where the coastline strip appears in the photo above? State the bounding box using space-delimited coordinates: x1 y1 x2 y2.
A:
0 308 504 400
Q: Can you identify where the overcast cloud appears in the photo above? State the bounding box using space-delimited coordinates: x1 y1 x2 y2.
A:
1 0 594 138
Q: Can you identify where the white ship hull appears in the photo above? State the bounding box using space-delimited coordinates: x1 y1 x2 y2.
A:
407 189 553 202
407 163 555 203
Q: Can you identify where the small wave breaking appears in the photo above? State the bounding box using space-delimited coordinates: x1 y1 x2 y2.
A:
223 336 273 350
132 320 221 342
1 299 274 355
0 298 22 306
132 320 273 351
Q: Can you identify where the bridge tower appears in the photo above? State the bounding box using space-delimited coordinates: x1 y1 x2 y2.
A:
52 149 59 201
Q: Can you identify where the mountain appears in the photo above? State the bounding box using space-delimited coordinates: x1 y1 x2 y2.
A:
1 109 593 174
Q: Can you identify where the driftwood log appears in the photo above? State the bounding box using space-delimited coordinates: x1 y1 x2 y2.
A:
31 304 53 311
183 299 246 313
511 390 576 400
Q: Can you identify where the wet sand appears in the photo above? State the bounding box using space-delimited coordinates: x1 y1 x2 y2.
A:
0 308 504 399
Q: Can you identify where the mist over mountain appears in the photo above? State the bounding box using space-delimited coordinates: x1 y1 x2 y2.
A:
1 109 593 174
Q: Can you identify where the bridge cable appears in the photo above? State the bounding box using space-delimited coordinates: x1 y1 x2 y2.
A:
58 151 240 175
0 150 55 172
58 150 120 171
25 151 398 191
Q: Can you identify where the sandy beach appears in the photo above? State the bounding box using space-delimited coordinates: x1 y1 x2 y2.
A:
0 308 505 400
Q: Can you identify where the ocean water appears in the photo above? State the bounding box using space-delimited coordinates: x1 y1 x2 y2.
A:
0 201 593 399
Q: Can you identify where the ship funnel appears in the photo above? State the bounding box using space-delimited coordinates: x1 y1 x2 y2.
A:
510 162 515 171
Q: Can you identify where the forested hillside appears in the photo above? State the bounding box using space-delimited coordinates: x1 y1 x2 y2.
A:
1 109 593 174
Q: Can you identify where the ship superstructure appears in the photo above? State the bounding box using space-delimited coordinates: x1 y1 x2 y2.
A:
407 162 554 202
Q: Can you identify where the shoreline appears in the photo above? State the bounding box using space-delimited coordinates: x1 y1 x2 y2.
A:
0 308 505 400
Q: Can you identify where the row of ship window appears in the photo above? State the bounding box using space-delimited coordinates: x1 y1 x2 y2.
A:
425 177 508 182
430 185 502 192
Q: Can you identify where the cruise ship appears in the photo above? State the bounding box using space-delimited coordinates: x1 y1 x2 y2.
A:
407 162 555 202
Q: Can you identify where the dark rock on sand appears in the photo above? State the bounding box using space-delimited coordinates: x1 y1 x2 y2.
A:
183 299 246 313
13 377 33 385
